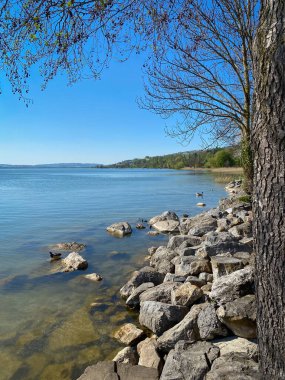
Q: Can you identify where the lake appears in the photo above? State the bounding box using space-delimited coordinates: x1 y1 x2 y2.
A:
0 168 226 380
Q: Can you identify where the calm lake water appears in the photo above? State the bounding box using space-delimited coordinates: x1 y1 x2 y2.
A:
0 168 226 380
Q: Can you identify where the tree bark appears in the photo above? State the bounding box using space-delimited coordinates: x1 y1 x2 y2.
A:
253 1 285 377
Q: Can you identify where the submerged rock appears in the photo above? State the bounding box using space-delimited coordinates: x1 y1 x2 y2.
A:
106 222 132 237
52 241 86 251
84 273 103 282
62 252 88 272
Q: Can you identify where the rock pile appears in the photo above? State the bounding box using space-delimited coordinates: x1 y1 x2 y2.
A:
77 181 259 379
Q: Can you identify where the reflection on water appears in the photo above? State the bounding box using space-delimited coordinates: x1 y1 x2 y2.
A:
0 168 226 379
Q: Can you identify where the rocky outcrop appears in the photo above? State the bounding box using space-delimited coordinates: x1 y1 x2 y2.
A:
139 301 188 335
61 252 88 272
106 222 132 237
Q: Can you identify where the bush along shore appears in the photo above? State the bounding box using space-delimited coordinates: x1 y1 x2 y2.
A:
77 180 258 380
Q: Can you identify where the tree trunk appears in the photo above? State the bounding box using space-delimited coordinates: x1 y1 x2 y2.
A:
253 1 285 377
241 134 254 194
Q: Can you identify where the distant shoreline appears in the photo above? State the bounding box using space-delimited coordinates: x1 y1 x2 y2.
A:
181 167 243 174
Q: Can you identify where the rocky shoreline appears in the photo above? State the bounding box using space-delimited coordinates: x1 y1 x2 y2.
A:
77 180 259 380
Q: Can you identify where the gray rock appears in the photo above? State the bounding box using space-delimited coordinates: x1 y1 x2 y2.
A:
113 347 139 365
137 337 163 373
120 267 165 298
228 222 252 238
140 282 180 304
76 361 118 380
106 222 132 237
189 259 212 276
163 273 186 283
202 241 252 257
171 283 203 307
160 341 220 380
188 217 217 237
211 256 244 281
233 252 252 265
185 275 206 287
152 220 180 233
126 282 154 308
178 245 201 257
206 352 259 380
197 304 228 340
154 259 175 274
149 211 179 225
150 247 177 267
84 273 103 281
216 218 231 232
157 303 207 352
212 337 258 361
167 235 201 250
175 256 198 277
117 363 159 380
148 247 158 256
199 272 213 282
62 252 88 272
210 266 254 305
114 323 145 346
139 301 188 336
203 231 240 245
216 295 256 338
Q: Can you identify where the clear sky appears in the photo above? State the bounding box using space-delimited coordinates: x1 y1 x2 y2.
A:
0 54 203 165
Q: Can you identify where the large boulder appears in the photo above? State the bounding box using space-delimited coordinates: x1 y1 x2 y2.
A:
197 304 228 340
149 211 179 225
154 259 175 274
201 241 252 257
171 283 203 307
139 301 188 336
117 363 159 380
212 337 258 361
139 282 180 304
106 222 132 237
210 266 254 305
188 217 218 237
167 235 202 250
228 222 252 238
120 267 165 298
61 252 88 272
188 259 212 276
211 256 244 281
76 361 118 380
137 338 163 373
126 282 155 308
216 295 257 338
160 341 220 380
174 256 199 277
150 247 177 267
113 347 139 365
152 220 180 233
114 323 145 346
157 303 207 352
206 352 259 380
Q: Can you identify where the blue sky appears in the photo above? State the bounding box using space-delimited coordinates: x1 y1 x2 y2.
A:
0 54 203 165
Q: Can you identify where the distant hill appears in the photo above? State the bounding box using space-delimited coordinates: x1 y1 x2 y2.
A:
106 146 240 170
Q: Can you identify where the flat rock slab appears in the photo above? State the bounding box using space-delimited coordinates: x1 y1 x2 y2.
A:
212 337 258 361
139 301 188 336
62 252 88 272
107 222 132 237
211 256 244 281
77 362 159 380
140 282 179 304
114 323 145 346
152 220 180 233
149 211 179 225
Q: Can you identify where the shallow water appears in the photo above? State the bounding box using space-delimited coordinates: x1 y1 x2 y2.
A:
0 168 226 380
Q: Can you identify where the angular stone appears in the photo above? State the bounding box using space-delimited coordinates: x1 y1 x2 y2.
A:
216 295 256 338
157 304 207 352
175 256 198 277
150 247 177 267
140 282 180 304
117 363 159 380
199 272 213 282
163 273 186 283
210 266 254 305
139 301 188 336
213 337 258 361
203 241 252 256
185 275 206 287
62 252 88 272
233 252 252 265
228 222 252 238
167 235 201 250
160 341 219 380
114 323 145 346
137 338 163 372
197 304 228 340
113 347 139 365
188 217 217 237
203 231 240 245
152 220 180 233
148 247 158 256
211 256 244 281
206 352 259 380
189 259 212 276
120 267 165 298
171 283 203 307
154 259 175 274
84 273 103 281
76 361 118 380
106 222 132 236
126 283 154 308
